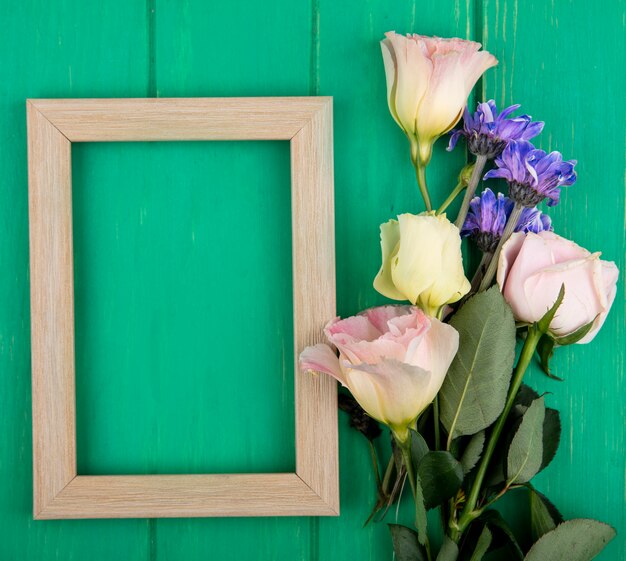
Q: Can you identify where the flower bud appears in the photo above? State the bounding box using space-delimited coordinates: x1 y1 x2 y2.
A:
381 32 497 165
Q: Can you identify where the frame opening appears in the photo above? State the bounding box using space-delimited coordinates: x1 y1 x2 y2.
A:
72 140 295 476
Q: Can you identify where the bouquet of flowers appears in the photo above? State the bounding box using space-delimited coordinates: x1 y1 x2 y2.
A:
300 32 619 561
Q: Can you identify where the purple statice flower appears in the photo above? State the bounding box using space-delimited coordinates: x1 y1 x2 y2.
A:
448 100 544 158
483 140 577 207
462 188 552 253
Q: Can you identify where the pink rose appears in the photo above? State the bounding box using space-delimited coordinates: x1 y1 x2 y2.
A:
497 231 619 343
299 306 459 442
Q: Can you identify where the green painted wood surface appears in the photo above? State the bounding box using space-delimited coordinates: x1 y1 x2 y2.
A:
0 1 623 560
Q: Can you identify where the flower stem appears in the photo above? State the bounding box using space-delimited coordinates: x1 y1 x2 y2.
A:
454 155 488 229
437 181 465 215
478 202 523 292
401 443 417 498
451 326 542 539
455 252 492 312
469 252 492 294
433 397 441 451
400 441 433 561
381 453 395 495
415 162 433 212
368 440 382 493
410 138 433 212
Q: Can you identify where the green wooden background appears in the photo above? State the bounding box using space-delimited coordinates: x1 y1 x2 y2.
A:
1 0 624 559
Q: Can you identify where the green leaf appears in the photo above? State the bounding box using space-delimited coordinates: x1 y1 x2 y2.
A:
417 451 463 509
553 315 598 346
440 288 516 440
392 437 404 473
537 334 563 380
388 524 427 561
540 407 561 471
469 526 492 561
524 519 616 561
460 430 485 475
413 473 429 545
507 398 545 484
529 487 563 541
515 384 540 407
479 510 524 560
410 430 429 467
436 537 459 561
537 284 565 333
512 389 561 474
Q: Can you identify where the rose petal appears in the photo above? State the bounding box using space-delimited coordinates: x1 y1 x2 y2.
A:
503 232 557 321
540 231 590 261
373 219 405 301
345 359 432 430
299 344 346 385
386 307 429 334
380 308 431 356
408 318 459 397
386 32 433 136
390 213 470 315
325 315 381 342
498 231 619 343
342 364 386 424
434 219 471 306
497 231 526 290
415 53 467 143
380 38 401 128
363 305 411 333
578 260 619 344
337 337 408 365
392 213 445 307
522 256 604 336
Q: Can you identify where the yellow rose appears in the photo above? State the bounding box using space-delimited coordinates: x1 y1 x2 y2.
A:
374 213 471 316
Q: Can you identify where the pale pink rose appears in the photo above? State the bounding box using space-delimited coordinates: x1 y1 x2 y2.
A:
497 231 619 343
299 306 459 442
381 32 497 164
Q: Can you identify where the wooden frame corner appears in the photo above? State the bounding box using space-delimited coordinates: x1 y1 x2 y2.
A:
27 97 338 519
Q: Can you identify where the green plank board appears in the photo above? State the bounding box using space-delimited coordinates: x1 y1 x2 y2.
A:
315 2 476 559
151 1 313 560
482 1 625 559
0 0 150 559
0 0 623 559
73 140 295 477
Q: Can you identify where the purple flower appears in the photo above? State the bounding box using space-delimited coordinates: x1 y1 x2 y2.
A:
517 205 553 235
483 140 577 207
448 100 544 158
462 188 552 252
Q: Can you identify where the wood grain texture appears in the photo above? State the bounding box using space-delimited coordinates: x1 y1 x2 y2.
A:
29 97 330 141
27 97 338 519
291 98 339 513
27 103 77 517
38 474 336 519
